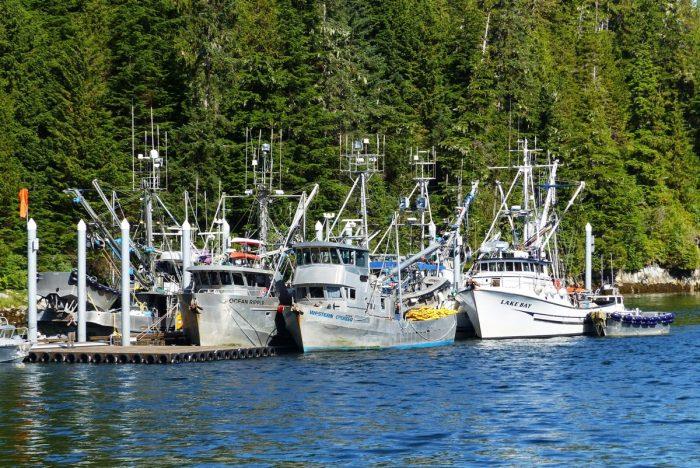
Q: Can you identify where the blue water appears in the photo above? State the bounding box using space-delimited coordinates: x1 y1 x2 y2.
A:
1 293 699 465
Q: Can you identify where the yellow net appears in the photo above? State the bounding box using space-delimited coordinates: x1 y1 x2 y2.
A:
405 306 457 321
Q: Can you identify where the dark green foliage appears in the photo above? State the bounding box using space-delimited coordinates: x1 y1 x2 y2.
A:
0 0 698 286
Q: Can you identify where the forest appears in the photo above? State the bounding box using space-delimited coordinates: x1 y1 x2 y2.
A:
0 0 698 289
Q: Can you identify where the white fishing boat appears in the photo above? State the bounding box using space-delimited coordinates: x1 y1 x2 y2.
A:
457 138 588 339
0 316 31 363
283 136 459 352
180 131 318 347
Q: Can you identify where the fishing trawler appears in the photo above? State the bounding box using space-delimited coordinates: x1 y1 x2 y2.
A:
181 130 318 347
457 139 588 339
283 136 458 352
36 110 182 337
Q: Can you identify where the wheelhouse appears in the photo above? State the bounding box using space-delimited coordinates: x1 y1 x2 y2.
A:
471 258 549 275
188 266 272 291
294 242 369 269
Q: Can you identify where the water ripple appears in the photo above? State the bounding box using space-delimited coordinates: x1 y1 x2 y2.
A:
0 293 698 465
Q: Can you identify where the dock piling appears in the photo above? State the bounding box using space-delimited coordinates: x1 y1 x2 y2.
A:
120 218 131 346
181 220 191 290
27 218 38 344
77 219 87 342
585 223 593 291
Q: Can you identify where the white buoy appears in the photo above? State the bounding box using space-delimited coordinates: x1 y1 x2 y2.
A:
585 223 593 291
27 218 38 344
181 220 191 290
120 218 131 347
77 219 87 343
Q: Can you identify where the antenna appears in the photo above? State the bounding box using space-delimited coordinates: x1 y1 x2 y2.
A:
329 133 386 245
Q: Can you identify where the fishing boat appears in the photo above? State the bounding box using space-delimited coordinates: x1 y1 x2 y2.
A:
180 131 318 347
36 111 185 338
457 139 589 339
0 316 30 363
283 136 458 352
585 285 675 337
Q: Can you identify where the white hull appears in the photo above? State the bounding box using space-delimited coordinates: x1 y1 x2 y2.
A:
0 342 30 363
457 287 592 339
182 292 280 348
283 304 456 352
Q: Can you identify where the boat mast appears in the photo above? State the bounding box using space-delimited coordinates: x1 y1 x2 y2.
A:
332 134 384 247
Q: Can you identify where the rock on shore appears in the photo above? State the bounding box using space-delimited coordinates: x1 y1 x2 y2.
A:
617 265 700 294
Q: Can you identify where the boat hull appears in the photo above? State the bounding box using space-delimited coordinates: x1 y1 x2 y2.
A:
0 342 31 363
283 304 456 352
457 287 591 339
181 292 281 348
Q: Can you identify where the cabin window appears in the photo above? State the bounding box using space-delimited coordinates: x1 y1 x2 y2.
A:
318 249 329 263
496 262 504 272
506 262 514 271
244 273 270 288
303 250 312 265
356 252 368 268
514 262 522 272
296 250 305 266
330 249 341 264
492 278 501 287
297 287 307 298
326 286 342 299
207 272 220 286
348 288 356 299
309 287 324 298
221 272 232 285
310 249 320 263
523 263 531 272
340 249 354 265
232 273 244 286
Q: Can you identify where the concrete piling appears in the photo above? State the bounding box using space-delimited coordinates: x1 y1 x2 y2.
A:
27 218 38 344
77 219 87 343
120 218 131 346
585 223 593 291
181 220 191 290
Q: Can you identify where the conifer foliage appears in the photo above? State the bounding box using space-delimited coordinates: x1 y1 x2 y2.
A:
0 0 698 287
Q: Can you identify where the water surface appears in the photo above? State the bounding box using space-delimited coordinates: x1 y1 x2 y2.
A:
1 293 699 465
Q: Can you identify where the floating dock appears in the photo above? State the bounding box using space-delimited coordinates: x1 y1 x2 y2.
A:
24 344 289 364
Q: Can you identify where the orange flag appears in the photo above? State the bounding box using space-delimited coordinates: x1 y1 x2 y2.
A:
19 188 29 218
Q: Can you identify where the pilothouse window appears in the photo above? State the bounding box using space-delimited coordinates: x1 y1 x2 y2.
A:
356 252 368 268
221 272 232 285
309 287 324 298
207 272 220 286
326 286 342 299
340 249 354 265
